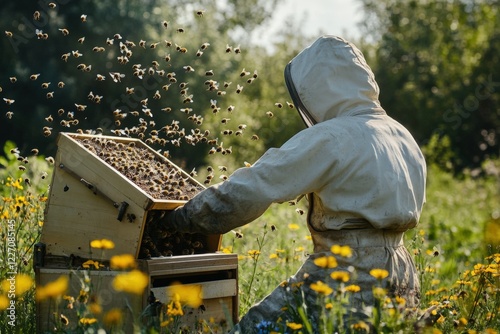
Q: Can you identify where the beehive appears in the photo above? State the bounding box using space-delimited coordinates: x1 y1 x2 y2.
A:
41 132 219 259
36 132 238 333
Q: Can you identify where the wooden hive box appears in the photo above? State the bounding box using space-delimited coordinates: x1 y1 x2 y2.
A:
36 132 238 333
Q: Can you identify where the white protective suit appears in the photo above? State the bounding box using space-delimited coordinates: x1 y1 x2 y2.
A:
164 36 426 333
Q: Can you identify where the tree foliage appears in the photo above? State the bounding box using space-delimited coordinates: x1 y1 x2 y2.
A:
360 0 500 169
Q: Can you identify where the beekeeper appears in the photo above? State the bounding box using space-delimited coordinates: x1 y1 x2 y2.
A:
160 35 426 333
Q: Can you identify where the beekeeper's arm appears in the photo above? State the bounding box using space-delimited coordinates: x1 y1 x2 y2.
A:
163 126 335 234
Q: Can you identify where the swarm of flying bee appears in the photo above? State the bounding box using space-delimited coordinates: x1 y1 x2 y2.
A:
1 4 297 257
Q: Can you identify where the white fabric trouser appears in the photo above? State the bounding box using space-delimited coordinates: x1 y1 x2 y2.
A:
230 229 420 334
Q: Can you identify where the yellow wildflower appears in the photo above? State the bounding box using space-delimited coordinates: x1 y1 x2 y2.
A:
0 295 9 311
82 260 101 270
288 223 300 231
369 268 389 280
313 255 337 268
325 302 333 310
330 271 350 282
1 274 33 296
90 238 115 249
373 287 387 299
351 321 370 332
167 300 184 316
110 254 136 270
345 284 361 293
269 253 279 259
112 270 148 295
331 245 352 257
36 275 69 301
104 308 123 327
79 317 98 325
167 282 203 308
247 249 261 259
287 322 303 330
310 281 333 296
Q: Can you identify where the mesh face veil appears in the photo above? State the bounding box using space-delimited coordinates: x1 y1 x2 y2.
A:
285 62 316 128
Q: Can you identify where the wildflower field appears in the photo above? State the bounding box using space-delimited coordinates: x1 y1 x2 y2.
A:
0 142 499 333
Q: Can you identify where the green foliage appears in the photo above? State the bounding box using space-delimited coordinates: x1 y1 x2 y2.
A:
360 0 500 170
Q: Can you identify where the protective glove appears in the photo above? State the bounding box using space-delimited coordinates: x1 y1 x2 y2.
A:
156 207 193 233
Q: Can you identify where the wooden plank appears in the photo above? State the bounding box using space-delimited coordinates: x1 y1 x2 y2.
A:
147 253 238 277
42 162 146 258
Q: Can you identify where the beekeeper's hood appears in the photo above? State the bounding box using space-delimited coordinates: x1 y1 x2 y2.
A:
285 35 383 127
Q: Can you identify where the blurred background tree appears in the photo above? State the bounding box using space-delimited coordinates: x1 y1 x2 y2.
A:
1 0 498 175
359 0 500 170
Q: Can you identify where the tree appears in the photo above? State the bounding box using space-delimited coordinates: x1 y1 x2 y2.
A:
359 0 500 169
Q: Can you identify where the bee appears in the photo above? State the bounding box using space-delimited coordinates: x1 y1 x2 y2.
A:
80 14 87 22
41 82 50 89
176 28 184 33
266 111 274 118
196 10 205 17
58 108 65 116
33 11 41 21
150 42 160 49
234 45 241 54
45 115 53 122
275 102 283 108
114 33 122 40
75 104 87 111
183 65 195 73
156 69 165 76
196 49 203 57
58 28 70 36
59 52 69 61
153 90 161 99
183 95 193 104
109 72 125 83
77 63 87 71
205 70 214 76
3 98 15 105
200 42 210 50
46 91 54 99
92 46 105 52
31 148 39 156
30 73 40 80
164 54 171 62
115 120 121 126
151 60 160 69
141 98 148 106
162 20 169 28
222 129 233 135
253 70 258 78
35 29 44 39
78 37 85 44
244 161 252 167
106 37 114 45
43 129 52 137
286 101 294 108
240 68 250 77
96 74 106 81
224 81 232 88
117 56 129 64
5 31 13 37
72 50 83 57
45 156 55 164
225 44 232 53
164 40 172 47
139 40 146 48
236 84 243 94
247 77 255 84
49 2 56 8
219 166 227 172
251 134 259 140
9 76 17 83
220 175 228 181
5 111 14 119
296 208 305 215
41 171 48 179
58 81 65 88
125 40 135 48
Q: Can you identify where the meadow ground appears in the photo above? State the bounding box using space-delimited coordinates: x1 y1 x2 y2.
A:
0 156 499 333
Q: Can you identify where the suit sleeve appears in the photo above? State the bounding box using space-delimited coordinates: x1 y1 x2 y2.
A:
165 126 337 234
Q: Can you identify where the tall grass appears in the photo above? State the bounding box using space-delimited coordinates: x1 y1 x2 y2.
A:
0 151 499 333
